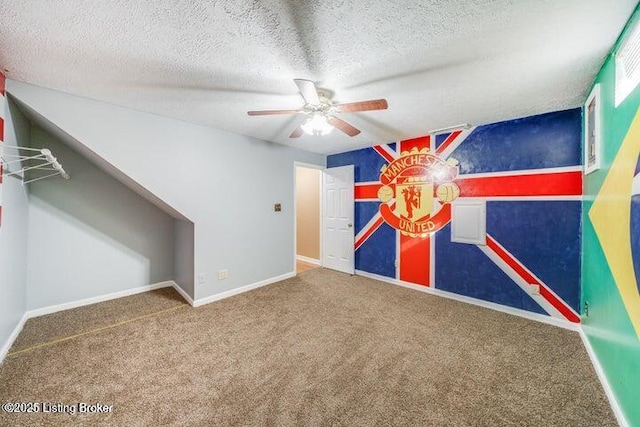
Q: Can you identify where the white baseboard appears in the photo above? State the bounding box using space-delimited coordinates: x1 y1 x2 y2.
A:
296 255 321 266
355 270 579 331
1 281 181 364
171 282 195 306
26 281 175 319
355 271 628 424
0 313 28 365
579 327 629 427
193 272 295 308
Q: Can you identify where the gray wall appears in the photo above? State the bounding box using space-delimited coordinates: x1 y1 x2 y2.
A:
174 219 195 299
0 99 30 353
26 125 175 310
8 80 325 302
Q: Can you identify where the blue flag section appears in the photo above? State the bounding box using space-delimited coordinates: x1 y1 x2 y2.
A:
327 109 582 323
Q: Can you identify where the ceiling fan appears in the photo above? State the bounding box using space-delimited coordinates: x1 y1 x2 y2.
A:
247 79 388 138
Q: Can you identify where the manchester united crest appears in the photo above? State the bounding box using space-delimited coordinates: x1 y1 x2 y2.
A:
377 147 460 237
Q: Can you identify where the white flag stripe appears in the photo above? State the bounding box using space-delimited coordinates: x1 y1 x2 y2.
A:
477 244 565 319
459 165 582 180
439 128 475 159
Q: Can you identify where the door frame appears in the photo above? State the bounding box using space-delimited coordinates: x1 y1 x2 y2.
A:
293 161 324 271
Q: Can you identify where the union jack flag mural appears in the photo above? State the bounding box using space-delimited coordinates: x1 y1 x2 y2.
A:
328 109 582 323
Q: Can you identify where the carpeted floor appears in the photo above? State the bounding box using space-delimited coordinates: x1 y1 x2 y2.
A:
0 269 616 426
9 288 186 354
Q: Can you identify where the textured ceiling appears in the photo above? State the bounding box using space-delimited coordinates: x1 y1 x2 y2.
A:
0 1 637 154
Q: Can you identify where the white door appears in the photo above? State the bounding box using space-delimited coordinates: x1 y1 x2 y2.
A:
322 165 355 274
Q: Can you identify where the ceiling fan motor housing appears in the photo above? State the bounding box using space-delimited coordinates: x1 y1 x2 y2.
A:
315 88 334 104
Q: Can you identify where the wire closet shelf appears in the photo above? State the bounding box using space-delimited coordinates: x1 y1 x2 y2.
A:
1 145 70 184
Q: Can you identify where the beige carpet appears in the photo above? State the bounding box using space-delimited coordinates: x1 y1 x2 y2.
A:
0 269 616 426
9 288 186 354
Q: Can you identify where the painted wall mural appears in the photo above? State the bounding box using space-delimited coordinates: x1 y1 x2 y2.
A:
328 109 582 323
633 155 640 296
589 112 640 339
581 8 640 424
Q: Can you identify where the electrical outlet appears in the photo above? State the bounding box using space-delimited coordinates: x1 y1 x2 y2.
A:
198 274 206 284
218 269 228 280
394 259 398 268
584 301 589 317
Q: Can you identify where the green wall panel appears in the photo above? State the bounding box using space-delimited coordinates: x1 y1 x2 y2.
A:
583 6 640 426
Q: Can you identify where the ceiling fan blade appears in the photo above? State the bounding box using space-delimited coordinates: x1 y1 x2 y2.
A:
332 99 388 113
247 109 300 116
327 116 361 137
294 79 320 105
290 125 304 138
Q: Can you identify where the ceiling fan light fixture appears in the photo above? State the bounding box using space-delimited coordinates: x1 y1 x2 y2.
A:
301 113 333 136
248 79 387 138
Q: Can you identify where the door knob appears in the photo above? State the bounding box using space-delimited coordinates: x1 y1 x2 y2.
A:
347 223 353 228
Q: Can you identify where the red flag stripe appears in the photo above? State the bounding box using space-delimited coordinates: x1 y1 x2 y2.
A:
398 135 431 153
457 171 581 197
396 135 436 287
435 130 463 155
399 234 431 286
355 183 382 200
355 216 385 250
486 236 580 323
372 145 396 163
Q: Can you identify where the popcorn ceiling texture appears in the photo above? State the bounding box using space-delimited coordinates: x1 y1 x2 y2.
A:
0 1 636 154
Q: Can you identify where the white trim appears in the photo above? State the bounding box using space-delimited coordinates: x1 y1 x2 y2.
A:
579 327 629 427
172 282 195 306
430 229 436 288
0 313 28 365
355 198 380 202
26 281 174 318
293 161 324 271
0 92 5 119
319 167 323 267
1 274 294 363
355 269 579 331
459 165 582 180
193 272 295 308
395 229 400 280
296 255 320 265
